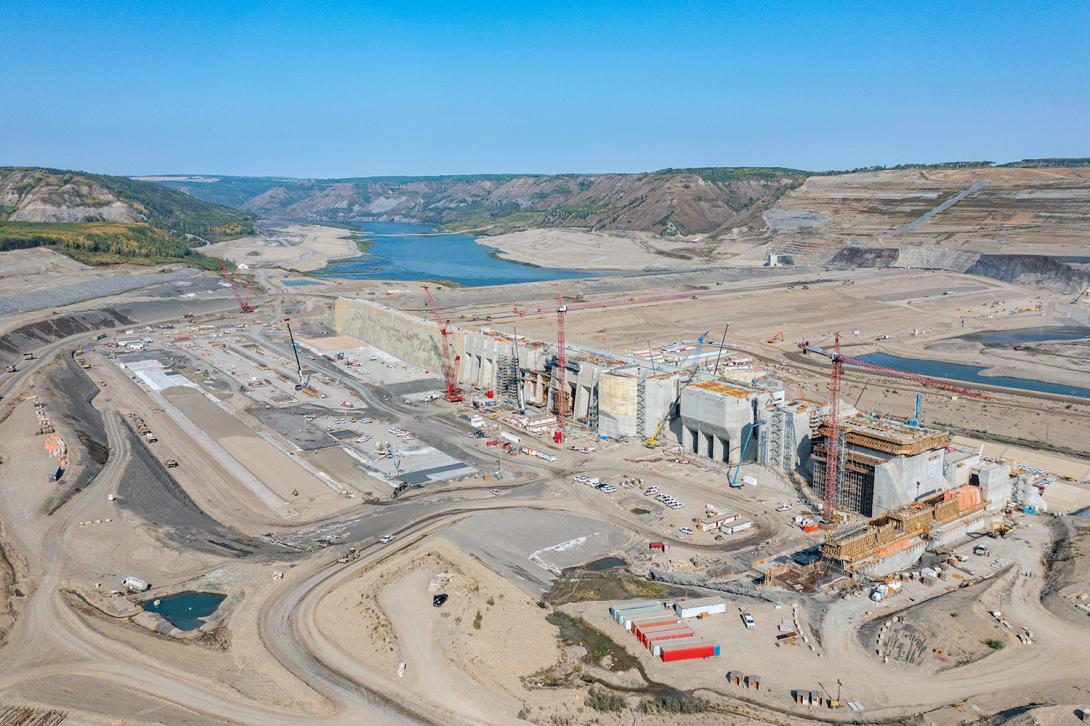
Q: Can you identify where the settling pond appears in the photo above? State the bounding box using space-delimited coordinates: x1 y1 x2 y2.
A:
143 591 225 631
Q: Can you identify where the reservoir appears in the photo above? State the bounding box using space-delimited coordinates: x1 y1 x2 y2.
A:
316 221 592 286
143 591 226 631
857 353 1090 400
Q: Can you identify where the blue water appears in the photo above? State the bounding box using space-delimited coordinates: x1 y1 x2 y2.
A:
956 326 1090 346
315 221 592 286
858 353 1090 399
282 279 323 287
143 591 225 631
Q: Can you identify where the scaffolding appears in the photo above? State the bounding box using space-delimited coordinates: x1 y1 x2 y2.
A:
496 354 517 404
587 384 599 433
636 375 647 438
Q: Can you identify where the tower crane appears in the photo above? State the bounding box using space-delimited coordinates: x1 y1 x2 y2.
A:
798 334 991 522
554 292 568 443
422 285 463 403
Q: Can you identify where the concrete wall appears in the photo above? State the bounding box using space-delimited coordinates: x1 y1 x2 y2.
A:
679 385 769 465
598 371 679 439
334 297 459 373
871 447 949 515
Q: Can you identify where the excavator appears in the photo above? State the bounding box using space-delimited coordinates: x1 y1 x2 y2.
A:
767 331 784 343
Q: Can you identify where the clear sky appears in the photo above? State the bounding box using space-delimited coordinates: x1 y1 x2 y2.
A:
2 1 1088 177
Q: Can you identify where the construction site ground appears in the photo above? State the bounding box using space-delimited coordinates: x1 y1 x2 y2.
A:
1 238 1089 725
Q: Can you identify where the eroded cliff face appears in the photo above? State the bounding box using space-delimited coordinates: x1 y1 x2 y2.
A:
0 169 142 224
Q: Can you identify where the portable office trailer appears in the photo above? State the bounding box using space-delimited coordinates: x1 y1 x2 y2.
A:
673 598 727 619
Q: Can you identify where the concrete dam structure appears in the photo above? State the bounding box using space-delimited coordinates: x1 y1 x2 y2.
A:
331 296 777 453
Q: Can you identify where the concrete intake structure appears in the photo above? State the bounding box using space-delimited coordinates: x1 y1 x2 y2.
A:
679 381 771 465
331 296 770 448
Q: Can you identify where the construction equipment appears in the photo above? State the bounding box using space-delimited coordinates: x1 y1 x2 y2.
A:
422 285 463 403
1072 286 1088 304
554 292 568 442
767 331 784 343
282 318 310 390
219 263 254 314
908 392 923 427
512 327 526 412
644 327 724 448
798 334 990 522
691 331 709 371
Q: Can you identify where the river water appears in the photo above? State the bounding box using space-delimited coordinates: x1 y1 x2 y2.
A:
857 352 1090 399
315 221 591 286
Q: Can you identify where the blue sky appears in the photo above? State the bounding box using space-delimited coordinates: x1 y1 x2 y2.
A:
2 1 1087 177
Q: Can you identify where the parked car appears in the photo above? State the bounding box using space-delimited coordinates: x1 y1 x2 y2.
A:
379 534 395 544
741 613 756 629
679 527 695 535
433 593 449 608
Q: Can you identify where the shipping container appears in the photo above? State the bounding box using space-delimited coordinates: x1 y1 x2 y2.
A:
636 622 690 644
628 616 678 635
619 607 666 626
650 636 704 656
721 520 753 535
673 598 727 619
660 642 720 662
609 600 660 618
611 603 663 624
645 628 696 649
641 624 694 645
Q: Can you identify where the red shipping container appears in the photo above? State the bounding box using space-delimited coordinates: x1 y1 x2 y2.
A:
637 623 688 645
660 643 718 662
631 618 679 639
802 523 821 533
644 628 695 648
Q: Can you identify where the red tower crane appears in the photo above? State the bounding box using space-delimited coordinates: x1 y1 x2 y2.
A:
422 285 463 403
798 334 990 522
554 292 568 443
219 263 254 313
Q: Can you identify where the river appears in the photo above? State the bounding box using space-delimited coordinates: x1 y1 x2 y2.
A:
315 221 592 286
857 352 1090 399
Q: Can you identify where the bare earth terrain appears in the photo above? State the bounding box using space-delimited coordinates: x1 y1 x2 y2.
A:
0 164 1088 725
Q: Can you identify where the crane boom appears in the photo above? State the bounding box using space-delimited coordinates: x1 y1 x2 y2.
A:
796 342 991 400
283 318 308 390
422 285 463 403
219 263 254 313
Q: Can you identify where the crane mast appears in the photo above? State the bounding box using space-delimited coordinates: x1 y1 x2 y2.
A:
554 292 568 443
422 285 463 403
